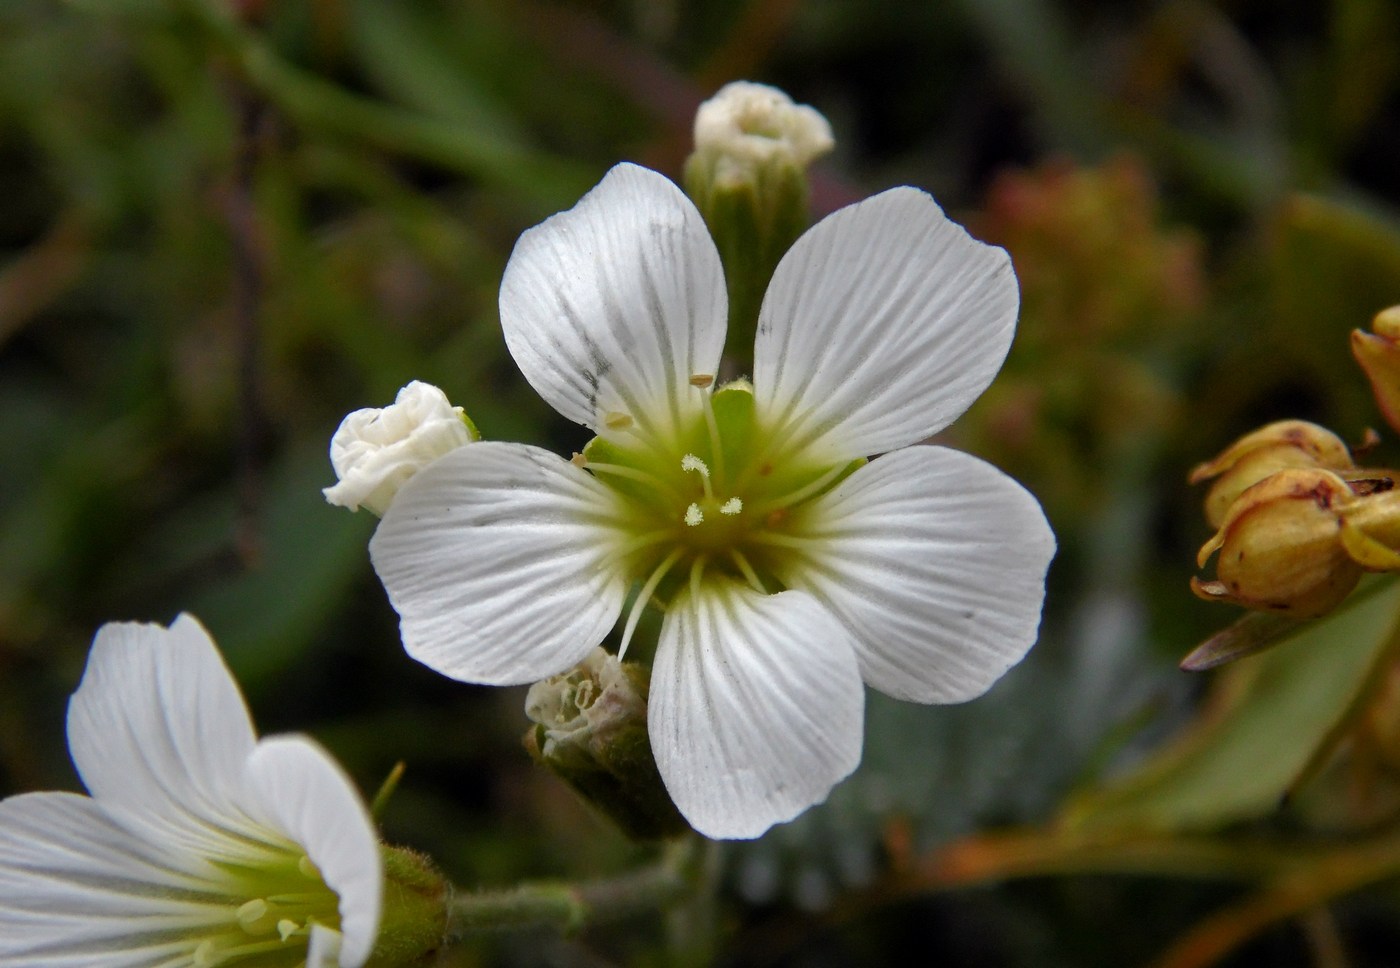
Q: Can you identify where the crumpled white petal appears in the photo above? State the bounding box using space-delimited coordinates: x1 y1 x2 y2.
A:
754 187 1019 461
66 614 257 835
784 445 1055 703
370 441 630 685
499 163 727 441
323 380 474 516
648 581 865 839
693 81 834 173
244 737 382 967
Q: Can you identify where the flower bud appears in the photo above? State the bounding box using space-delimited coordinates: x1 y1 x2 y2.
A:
690 81 834 183
683 82 833 364
1352 305 1400 435
524 648 690 841
1192 469 1363 619
1188 420 1355 528
368 844 451 967
323 381 478 516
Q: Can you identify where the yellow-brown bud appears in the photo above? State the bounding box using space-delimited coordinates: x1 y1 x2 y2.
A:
1189 420 1354 528
1192 468 1362 619
1353 306 1400 436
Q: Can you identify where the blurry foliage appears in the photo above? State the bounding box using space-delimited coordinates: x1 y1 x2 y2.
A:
4 0 1400 965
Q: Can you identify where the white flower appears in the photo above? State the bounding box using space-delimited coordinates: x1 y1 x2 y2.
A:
369 164 1055 839
0 615 382 966
323 380 476 515
693 81 834 179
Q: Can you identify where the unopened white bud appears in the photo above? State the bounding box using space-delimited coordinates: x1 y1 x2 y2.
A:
693 81 834 181
322 380 477 516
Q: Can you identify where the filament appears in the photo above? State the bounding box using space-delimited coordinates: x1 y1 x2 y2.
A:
730 549 766 594
618 548 685 659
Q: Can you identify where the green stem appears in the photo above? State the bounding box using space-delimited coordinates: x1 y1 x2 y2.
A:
447 837 703 936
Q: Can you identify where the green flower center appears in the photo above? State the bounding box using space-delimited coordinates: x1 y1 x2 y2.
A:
189 841 343 967
579 378 860 649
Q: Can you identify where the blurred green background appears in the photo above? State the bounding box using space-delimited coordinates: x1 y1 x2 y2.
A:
4 0 1400 965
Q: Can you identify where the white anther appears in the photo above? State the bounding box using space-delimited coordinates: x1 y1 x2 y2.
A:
720 497 743 515
689 373 715 388
680 454 710 478
237 898 271 933
277 919 302 942
685 503 705 527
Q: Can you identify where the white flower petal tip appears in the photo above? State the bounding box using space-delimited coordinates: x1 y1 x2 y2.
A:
649 584 865 840
693 81 834 175
755 186 1020 459
1 616 383 967
499 163 727 438
323 379 476 516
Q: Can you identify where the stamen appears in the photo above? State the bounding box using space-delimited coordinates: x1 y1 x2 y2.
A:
749 462 850 516
598 528 679 573
619 547 685 658
685 503 704 526
681 454 715 501
749 531 817 551
680 454 709 477
586 461 688 505
277 919 302 942
693 379 726 482
604 411 634 431
570 452 587 467
730 549 766 594
720 497 743 515
237 898 273 934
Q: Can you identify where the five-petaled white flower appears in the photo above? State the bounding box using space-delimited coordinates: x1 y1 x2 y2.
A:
369 163 1055 839
0 615 382 966
323 380 477 516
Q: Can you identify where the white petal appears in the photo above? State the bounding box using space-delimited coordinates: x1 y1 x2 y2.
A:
648 582 864 839
0 792 226 966
499 163 727 440
306 924 344 968
786 446 1054 703
243 737 382 968
66 614 257 828
370 442 629 685
753 187 1018 460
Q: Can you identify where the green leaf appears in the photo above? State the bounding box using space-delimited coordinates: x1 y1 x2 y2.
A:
1064 576 1400 833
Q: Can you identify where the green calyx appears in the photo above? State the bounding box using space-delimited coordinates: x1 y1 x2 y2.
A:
683 156 809 364
365 845 451 967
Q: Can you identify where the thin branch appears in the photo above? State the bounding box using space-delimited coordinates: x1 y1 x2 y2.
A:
448 837 704 936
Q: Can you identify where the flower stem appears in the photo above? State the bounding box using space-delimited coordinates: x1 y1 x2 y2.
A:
447 837 705 936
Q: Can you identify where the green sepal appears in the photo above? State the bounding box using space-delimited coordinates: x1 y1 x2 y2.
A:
683 155 809 370
365 844 451 967
459 411 481 442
